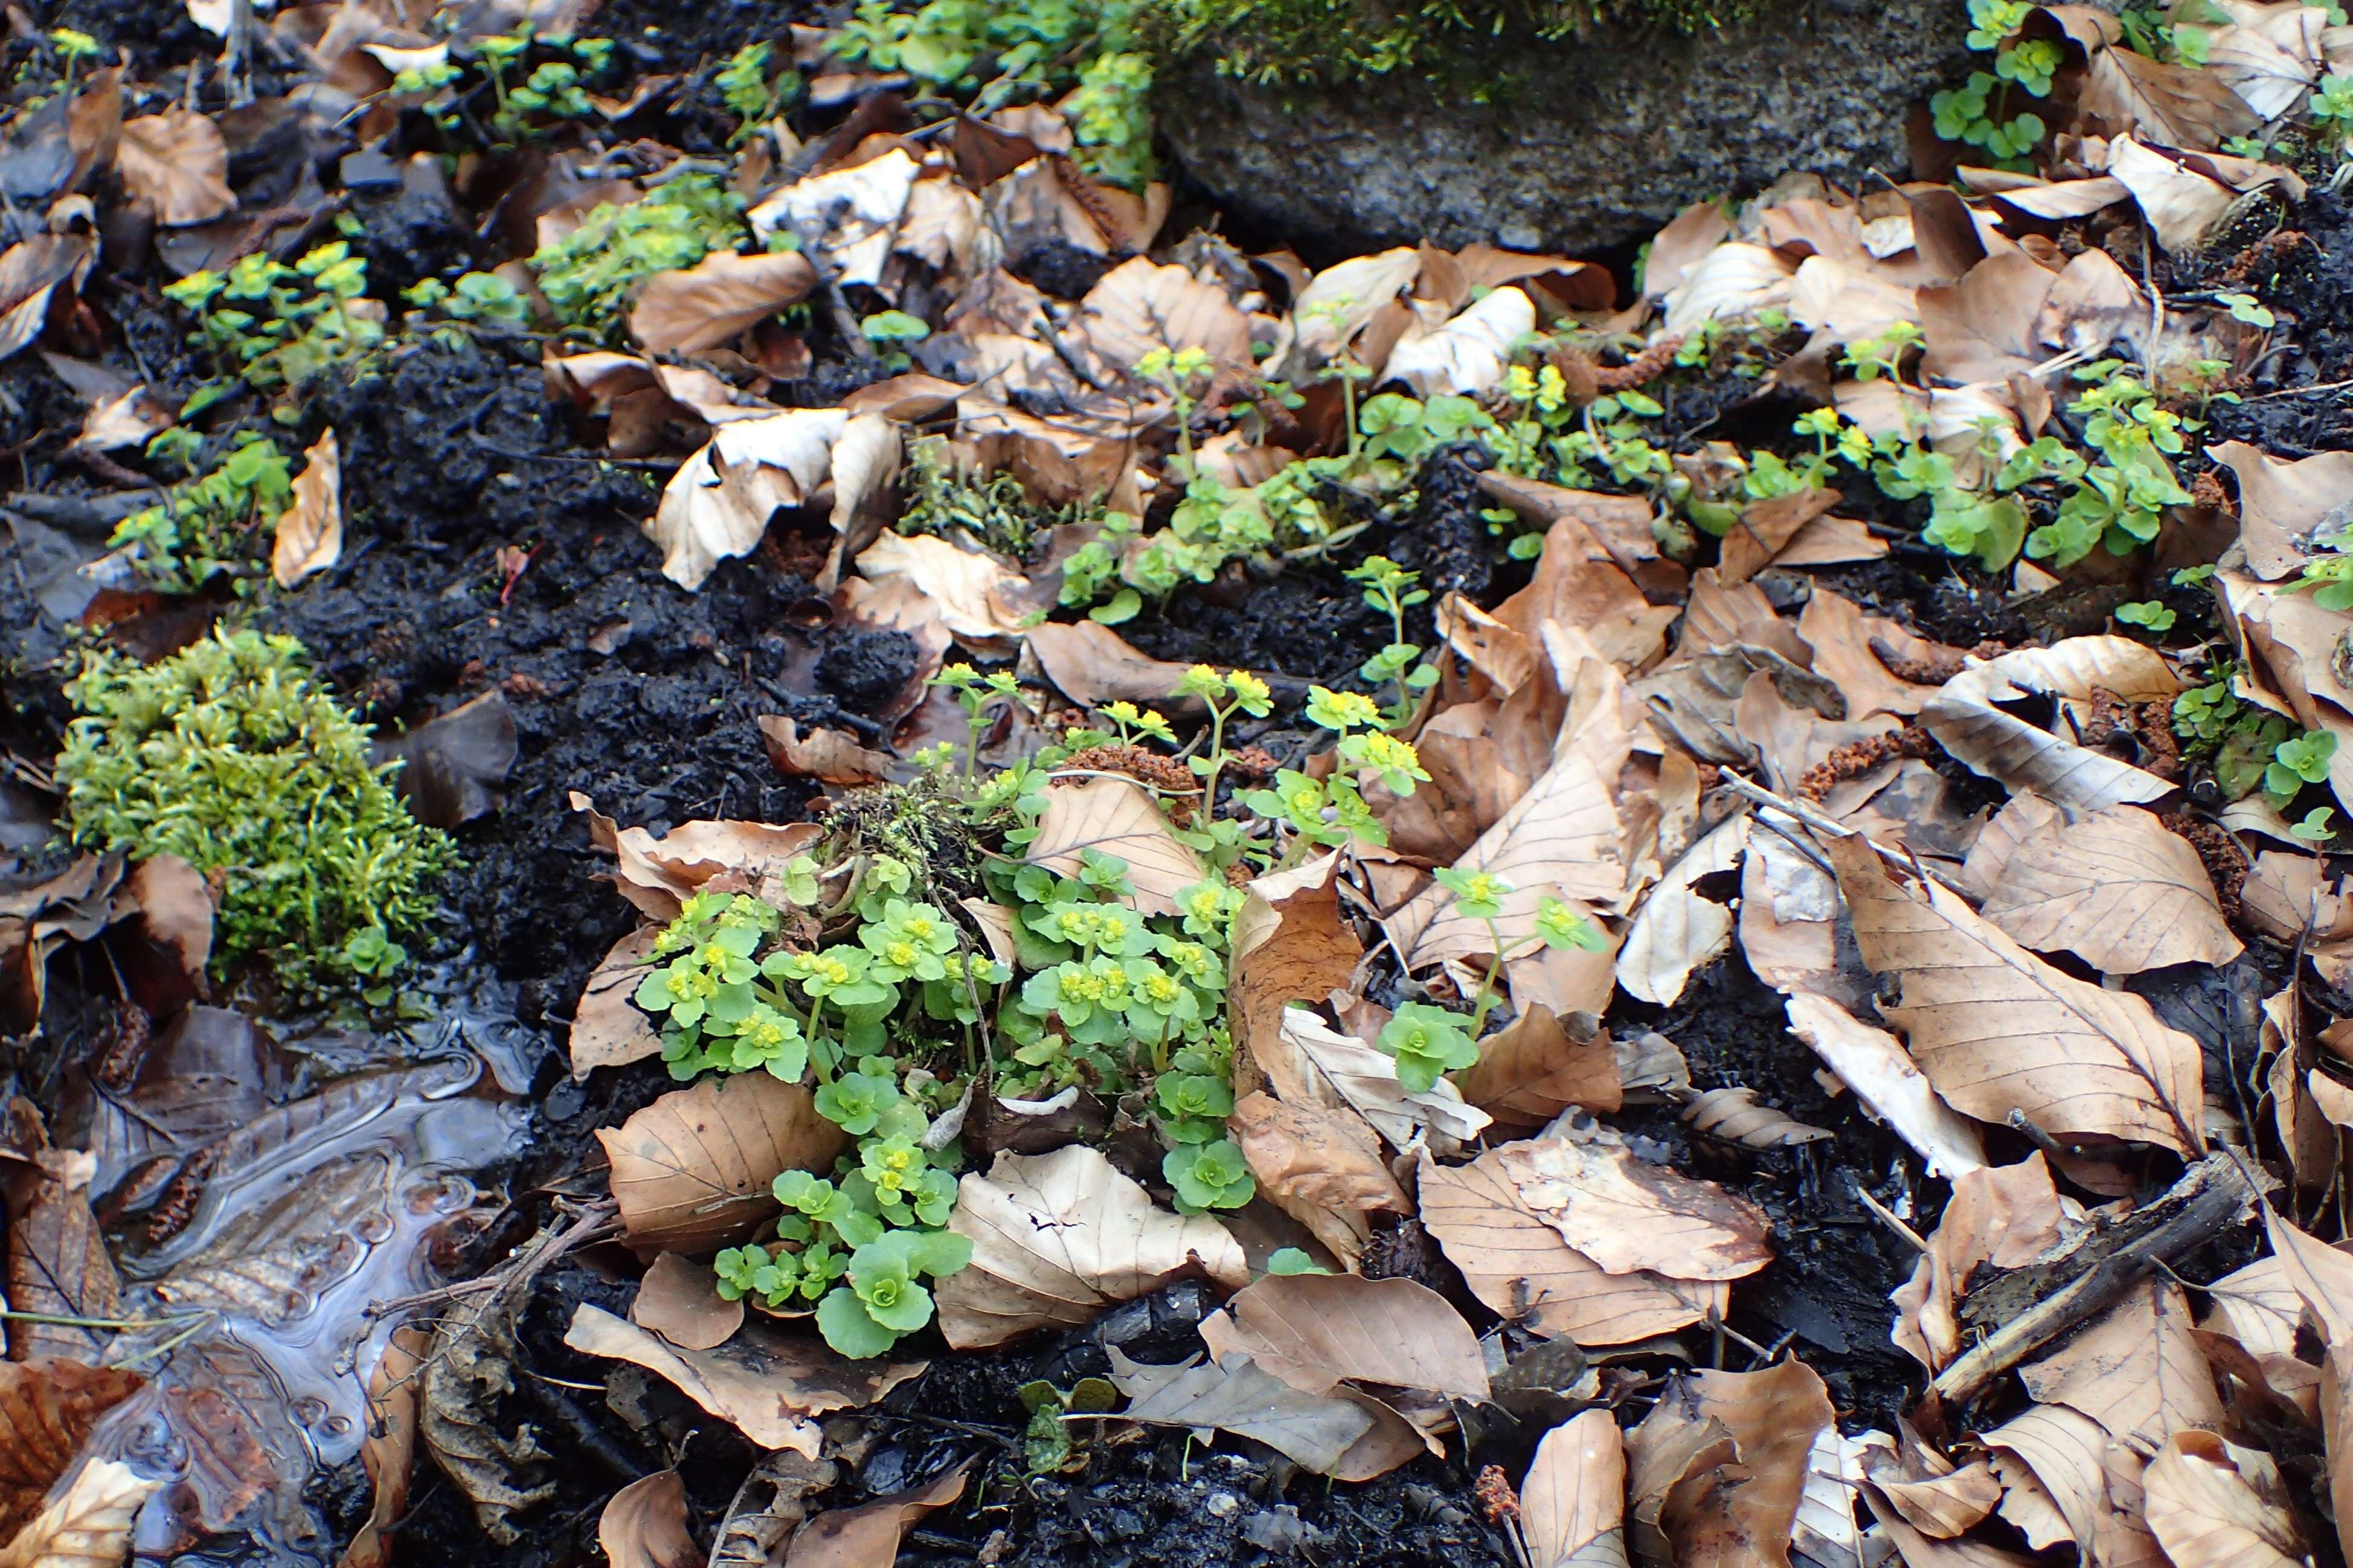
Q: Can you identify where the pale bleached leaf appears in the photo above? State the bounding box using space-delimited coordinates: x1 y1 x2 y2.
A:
1270 1006 1491 1149
1783 993 1987 1179
1970 804 2242 973
1026 775 1204 918
1522 1409 1630 1568
271 429 341 589
1617 813 1745 1006
0 1459 162 1568
2142 1430 2303 1568
1384 286 1535 398
1921 638 2180 812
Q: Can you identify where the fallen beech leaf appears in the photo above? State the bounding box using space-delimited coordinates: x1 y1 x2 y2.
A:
632 1252 744 1352
1 1148 119 1364
2263 1210 2353 1567
759 715 894 787
1267 1006 1491 1149
1795 587 1954 720
2019 1277 2227 1453
1023 621 1205 709
0 237 94 363
1227 1092 1404 1269
377 691 517 831
1198 1273 1488 1400
121 852 213 987
1026 776 1204 918
1617 813 1746 1006
0 1459 162 1568
69 385 170 456
649 409 849 590
1228 854 1362 1099
271 429 341 588
1719 487 1840 585
115 107 234 225
564 1305 920 1458
933 1145 1246 1349
2209 440 2353 582
2081 42 2259 153
1385 286 1535 397
1969 804 2241 973
1494 1127 1771 1282
1109 1350 1373 1476
570 928 665 1077
1863 1441 2001 1540
1419 1147 1729 1346
1450 1005 1622 1129
336 1326 427 1568
597 1074 849 1256
1077 255 1254 374
852 531 1028 651
746 149 919 286
780 1465 968 1568
1890 1154 2082 1374
599 1471 698 1568
1625 1360 1833 1568
0 1363 145 1545
629 249 817 354
571 795 826 923
1982 1403 2160 1566
1782 994 1986 1179
1825 834 2206 1157
1284 248 1421 376
1682 1087 1830 1149
1663 242 1798 336
1921 638 2181 811
2142 1430 2303 1568
1791 1427 1878 1568
1522 1408 1628 1568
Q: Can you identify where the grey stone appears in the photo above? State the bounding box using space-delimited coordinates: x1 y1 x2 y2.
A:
1158 0 1977 254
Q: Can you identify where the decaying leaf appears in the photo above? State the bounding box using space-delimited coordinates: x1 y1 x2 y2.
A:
1108 1349 1373 1476
1226 1091 1405 1270
1076 255 1254 374
1198 1273 1489 1400
1522 1409 1630 1568
759 716 896 787
2141 1430 2303 1568
271 429 341 589
1826 834 2206 1157
571 796 825 922
2208 439 2353 581
564 1305 922 1459
649 409 852 590
2 1148 121 1365
1626 1360 1834 1568
598 1074 850 1256
1782 993 1986 1178
1492 1124 1772 1281
1227 854 1363 1098
1450 1005 1622 1130
1266 1006 1492 1150
1920 638 2181 813
1892 1154 2082 1374
933 1145 1247 1348
632 1252 745 1352
1968 804 2241 973
114 108 234 225
780 1465 968 1568
1026 776 1204 918
1617 814 1747 1006
629 249 817 354
0 1363 145 1546
336 1326 427 1568
599 1471 698 1568
2018 1277 2228 1453
0 1459 163 1568
569 929 666 1077
1681 1087 1831 1150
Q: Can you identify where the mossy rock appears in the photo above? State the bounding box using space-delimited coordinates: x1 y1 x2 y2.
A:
1157 0 1973 254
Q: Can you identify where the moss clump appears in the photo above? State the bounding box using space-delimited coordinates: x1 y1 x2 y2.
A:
56 630 453 996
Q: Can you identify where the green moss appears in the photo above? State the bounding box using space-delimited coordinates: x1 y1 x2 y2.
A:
56 630 453 996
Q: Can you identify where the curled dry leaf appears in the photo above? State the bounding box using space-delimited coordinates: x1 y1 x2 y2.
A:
1417 1147 1729 1347
0 1363 145 1546
759 716 895 787
780 1465 969 1568
1863 1441 2001 1540
2141 1431 2303 1568
1268 1007 1491 1150
850 531 1028 649
933 1145 1247 1349
0 1459 163 1568
1198 1273 1489 1400
1521 1409 1629 1568
2262 1209 2353 1567
271 429 341 589
632 1252 745 1352
1025 776 1203 918
571 795 825 922
1891 1154 2082 1374
1108 1349 1373 1477
1023 621 1207 711
1968 804 2241 973
1450 1005 1622 1130
1782 994 1986 1179
115 107 234 225
1681 1087 1831 1149
1920 638 2181 812
569 928 665 1077
1384 286 1536 398
1617 813 1747 1006
1226 1091 1405 1270
1227 854 1362 1099
649 408 848 590
1496 1125 1772 1282
598 1471 699 1568
1825 834 2206 1157
1982 1403 2159 1566
335 1326 427 1568
1625 1360 1834 1568
563 1305 922 1460
628 249 817 354
597 1073 850 1257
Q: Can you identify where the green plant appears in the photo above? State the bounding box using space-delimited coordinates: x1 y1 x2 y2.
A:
1344 555 1438 724
1838 321 1925 386
861 309 932 370
402 270 532 347
1930 0 2052 165
107 434 296 595
530 174 746 339
2314 71 2353 130
2267 729 2337 807
717 40 800 141
2294 806 2339 844
899 434 1100 558
1067 49 1157 188
2116 599 2177 635
1017 1375 1119 1471
2290 553 2353 610
164 242 385 418
56 630 452 997
2217 291 2278 330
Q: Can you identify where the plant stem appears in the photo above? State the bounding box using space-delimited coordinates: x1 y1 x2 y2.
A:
1471 916 1507 1036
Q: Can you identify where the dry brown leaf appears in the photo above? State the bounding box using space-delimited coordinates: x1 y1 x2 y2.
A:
2255 1209 2353 1567
632 1252 745 1352
2019 1277 2227 1453
1617 813 1745 1006
1021 620 1202 711
628 249 817 354
758 716 894 787
569 928 665 1077
1451 1005 1622 1130
1226 1092 1405 1270
1625 1360 1834 1568
1920 638 2181 812
1891 1154 2082 1374
1681 1087 1831 1149
1 1149 119 1365
1283 248 1422 376
1783 994 1986 1178
599 1471 699 1568
1826 834 2206 1157
115 108 234 225
571 795 825 923
0 1459 162 1568
1492 1127 1771 1281
650 409 849 590
2082 40 2260 151
597 1074 849 1257
0 1364 144 1547
1719 488 1841 585
850 530 1026 649
1983 1403 2163 1568
1864 1442 2001 1540
1227 854 1361 1099
1198 1273 1489 1401
2142 1430 2303 1568
1077 255 1254 374
336 1326 428 1568
563 1304 921 1459
1110 1349 1375 1475
271 429 341 589
1969 804 2242 973
1796 587 1954 720
780 1465 968 1568
121 852 212 987
1418 1147 1729 1346
1027 776 1204 918
933 1145 1246 1349
2209 440 2353 581
1266 1006 1491 1149
1523 1409 1629 1568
